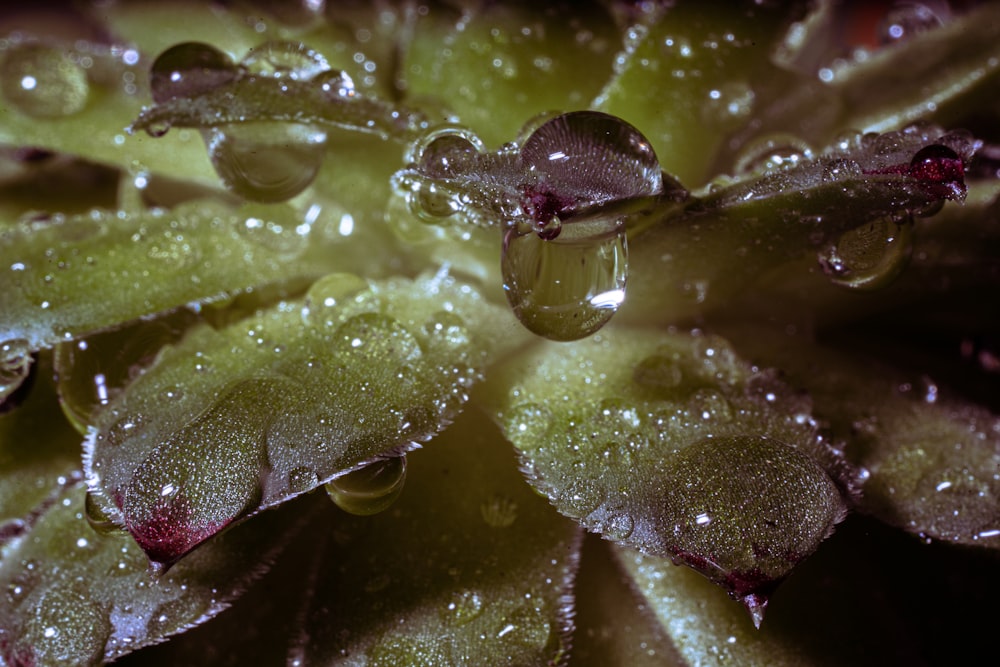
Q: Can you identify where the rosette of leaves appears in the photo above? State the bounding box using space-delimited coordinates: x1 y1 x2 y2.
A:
2 1 1000 665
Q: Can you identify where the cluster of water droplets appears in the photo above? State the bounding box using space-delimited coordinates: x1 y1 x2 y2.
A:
143 41 353 202
395 110 679 341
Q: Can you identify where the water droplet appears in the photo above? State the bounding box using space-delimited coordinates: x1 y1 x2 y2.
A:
314 69 356 99
560 479 604 519
305 273 369 313
205 122 327 202
602 512 635 541
149 42 238 104
518 111 663 223
0 44 89 118
0 338 32 405
907 144 966 200
818 214 913 291
85 492 121 535
733 134 812 175
325 455 407 516
54 315 193 433
442 589 485 625
480 495 518 528
240 41 330 80
411 126 484 179
288 466 319 493
501 223 627 341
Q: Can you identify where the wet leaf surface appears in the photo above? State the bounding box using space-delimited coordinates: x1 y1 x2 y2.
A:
85 272 524 566
486 328 852 624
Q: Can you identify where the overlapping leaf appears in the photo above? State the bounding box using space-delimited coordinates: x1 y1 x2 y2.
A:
85 272 525 566
486 328 856 625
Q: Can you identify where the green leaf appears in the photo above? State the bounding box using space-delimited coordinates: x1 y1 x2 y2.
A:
85 272 525 566
0 481 300 665
0 198 365 351
486 328 852 625
403 1 618 148
108 407 582 667
724 327 1000 548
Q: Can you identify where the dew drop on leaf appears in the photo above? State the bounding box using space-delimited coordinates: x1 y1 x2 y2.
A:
818 213 913 291
412 126 485 179
240 40 330 80
288 466 319 493
0 338 32 406
518 111 662 213
304 272 369 313
907 143 966 200
332 313 423 366
733 134 812 175
84 491 121 536
325 455 407 516
148 42 238 105
501 223 627 341
0 44 89 118
313 68 356 100
205 122 327 202
54 315 194 433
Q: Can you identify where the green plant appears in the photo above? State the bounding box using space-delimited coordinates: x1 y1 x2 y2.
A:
2 1 999 665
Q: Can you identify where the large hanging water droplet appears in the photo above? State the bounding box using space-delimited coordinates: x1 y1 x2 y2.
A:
149 42 238 104
54 314 195 434
240 41 330 80
0 338 32 407
0 44 89 118
818 214 913 291
518 110 663 222
205 122 327 202
325 455 407 516
84 491 121 535
501 223 628 341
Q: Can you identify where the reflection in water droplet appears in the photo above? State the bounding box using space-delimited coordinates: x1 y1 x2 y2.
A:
288 466 319 493
501 224 627 341
206 122 327 202
240 41 330 80
305 273 369 313
733 134 812 175
602 512 635 541
332 313 423 365
85 492 121 535
54 314 194 433
496 602 551 650
818 214 913 291
0 44 89 118
325 455 407 516
411 126 484 179
907 144 966 201
0 338 32 405
149 42 238 104
314 68 356 100
422 311 471 351
518 111 662 210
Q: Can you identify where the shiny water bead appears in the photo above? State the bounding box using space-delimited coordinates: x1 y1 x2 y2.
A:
148 42 238 105
325 455 408 516
240 40 330 80
205 122 327 202
907 144 966 200
314 68 356 100
54 315 195 434
732 134 812 175
818 214 913 291
0 43 89 118
412 126 485 179
518 111 663 228
501 222 627 342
